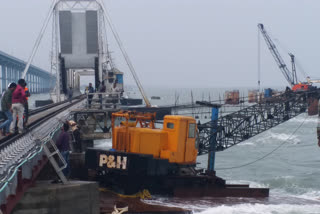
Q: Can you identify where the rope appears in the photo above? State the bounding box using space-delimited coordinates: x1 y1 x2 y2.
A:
111 205 128 214
215 114 308 170
99 188 151 199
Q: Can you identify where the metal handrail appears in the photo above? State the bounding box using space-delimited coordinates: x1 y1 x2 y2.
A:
85 92 121 109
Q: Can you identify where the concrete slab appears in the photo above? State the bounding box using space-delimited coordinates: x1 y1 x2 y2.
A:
12 181 99 214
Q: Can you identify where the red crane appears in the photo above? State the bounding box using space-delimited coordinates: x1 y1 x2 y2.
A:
258 23 311 91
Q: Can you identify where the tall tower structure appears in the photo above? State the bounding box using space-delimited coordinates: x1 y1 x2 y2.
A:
23 0 150 105
51 0 111 102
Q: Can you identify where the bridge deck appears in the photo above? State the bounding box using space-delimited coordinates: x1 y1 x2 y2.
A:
0 101 77 142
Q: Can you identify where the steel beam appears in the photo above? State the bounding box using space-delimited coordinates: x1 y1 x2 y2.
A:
197 91 319 154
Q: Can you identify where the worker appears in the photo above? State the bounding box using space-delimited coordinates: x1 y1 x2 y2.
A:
68 87 73 103
88 83 94 108
55 122 70 177
10 79 27 134
0 83 17 136
99 81 106 109
24 84 30 127
96 80 101 92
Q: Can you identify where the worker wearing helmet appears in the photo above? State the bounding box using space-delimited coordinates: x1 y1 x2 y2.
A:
24 85 30 126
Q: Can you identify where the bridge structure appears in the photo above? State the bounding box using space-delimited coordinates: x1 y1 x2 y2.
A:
0 50 55 94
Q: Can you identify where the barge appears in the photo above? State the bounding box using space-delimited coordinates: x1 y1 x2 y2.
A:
85 111 269 198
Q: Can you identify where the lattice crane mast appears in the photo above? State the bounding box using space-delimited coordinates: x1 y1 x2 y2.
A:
289 53 298 85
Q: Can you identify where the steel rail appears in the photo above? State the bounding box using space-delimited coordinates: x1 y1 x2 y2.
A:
0 97 85 150
0 95 85 123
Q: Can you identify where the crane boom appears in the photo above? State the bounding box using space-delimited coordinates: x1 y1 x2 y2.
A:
258 24 295 87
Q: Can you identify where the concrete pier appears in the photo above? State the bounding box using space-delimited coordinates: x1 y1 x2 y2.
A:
12 181 99 214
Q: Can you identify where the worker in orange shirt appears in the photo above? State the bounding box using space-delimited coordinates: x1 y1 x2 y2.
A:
24 85 30 127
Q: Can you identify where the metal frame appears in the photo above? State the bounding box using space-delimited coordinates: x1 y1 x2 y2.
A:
197 91 310 154
52 0 112 102
57 0 100 11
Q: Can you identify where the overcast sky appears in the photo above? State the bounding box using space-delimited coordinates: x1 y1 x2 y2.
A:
0 0 320 89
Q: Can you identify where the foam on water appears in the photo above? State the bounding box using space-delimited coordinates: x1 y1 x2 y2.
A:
94 139 112 149
144 198 212 211
297 190 320 201
289 115 318 124
269 132 299 142
271 187 320 202
234 130 300 147
195 203 320 214
237 141 256 146
225 180 268 188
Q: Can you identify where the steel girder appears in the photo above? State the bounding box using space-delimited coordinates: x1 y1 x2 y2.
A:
197 91 311 154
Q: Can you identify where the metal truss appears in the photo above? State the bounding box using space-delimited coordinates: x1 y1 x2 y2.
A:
57 0 100 11
197 91 311 154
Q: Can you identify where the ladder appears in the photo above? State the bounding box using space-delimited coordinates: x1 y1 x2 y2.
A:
43 139 68 184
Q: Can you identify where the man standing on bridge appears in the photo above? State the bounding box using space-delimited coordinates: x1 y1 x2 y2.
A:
10 79 27 134
88 83 94 108
24 84 30 127
99 81 106 109
68 86 73 103
0 83 16 136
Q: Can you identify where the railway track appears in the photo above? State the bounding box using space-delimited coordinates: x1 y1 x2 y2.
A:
0 95 84 122
0 96 85 149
